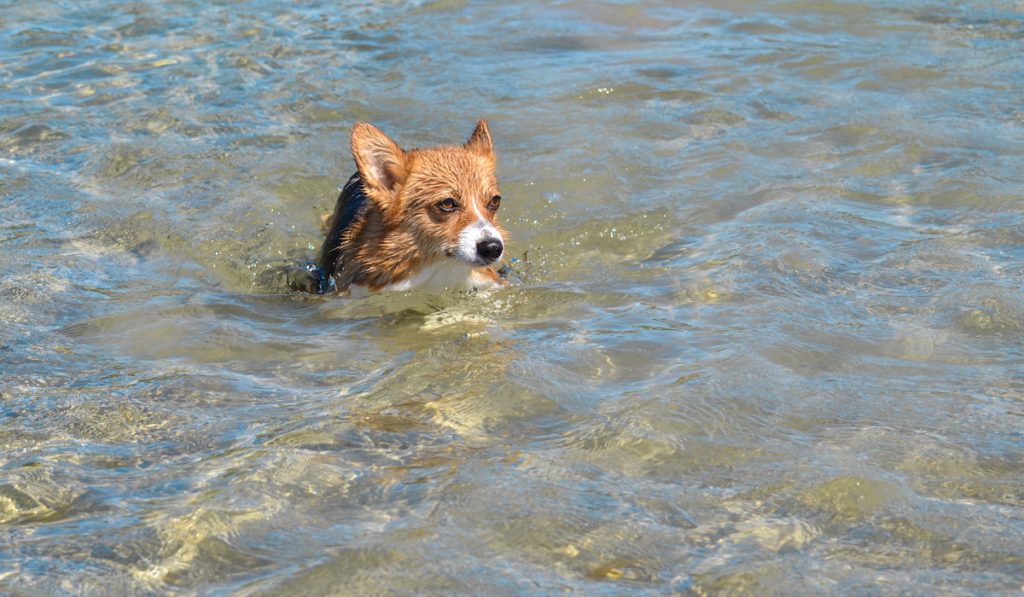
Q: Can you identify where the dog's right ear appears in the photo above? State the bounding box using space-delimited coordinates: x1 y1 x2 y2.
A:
465 120 494 156
351 123 407 195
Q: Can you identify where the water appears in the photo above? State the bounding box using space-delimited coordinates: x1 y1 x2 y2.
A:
2 0 1023 593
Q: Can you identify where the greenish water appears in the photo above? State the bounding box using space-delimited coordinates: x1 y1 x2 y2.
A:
2 0 1023 593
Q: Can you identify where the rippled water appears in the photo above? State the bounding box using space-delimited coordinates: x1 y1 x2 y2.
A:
2 0 1023 593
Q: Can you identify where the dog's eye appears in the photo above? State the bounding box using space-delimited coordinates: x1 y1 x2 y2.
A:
437 198 458 212
487 195 501 211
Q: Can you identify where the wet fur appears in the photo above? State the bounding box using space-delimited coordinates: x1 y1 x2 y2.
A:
317 121 505 293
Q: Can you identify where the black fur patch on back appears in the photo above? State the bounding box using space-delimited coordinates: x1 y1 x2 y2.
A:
318 173 366 281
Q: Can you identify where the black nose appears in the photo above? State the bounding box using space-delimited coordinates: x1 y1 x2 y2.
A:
476 238 503 262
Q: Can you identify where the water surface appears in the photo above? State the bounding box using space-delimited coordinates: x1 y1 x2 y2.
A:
2 0 1024 593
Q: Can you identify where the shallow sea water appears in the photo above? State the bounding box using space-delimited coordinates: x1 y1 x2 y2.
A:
2 0 1024 594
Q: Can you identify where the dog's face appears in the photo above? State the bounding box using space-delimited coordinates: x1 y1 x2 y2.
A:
351 121 505 268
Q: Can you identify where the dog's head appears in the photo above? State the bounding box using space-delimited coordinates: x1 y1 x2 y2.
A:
351 121 505 267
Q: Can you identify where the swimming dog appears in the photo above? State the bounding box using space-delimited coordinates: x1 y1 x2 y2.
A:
292 121 507 295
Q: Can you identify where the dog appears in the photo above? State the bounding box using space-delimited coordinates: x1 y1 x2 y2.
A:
290 121 507 295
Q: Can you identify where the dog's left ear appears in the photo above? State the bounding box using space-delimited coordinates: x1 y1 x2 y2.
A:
465 120 494 156
352 122 408 194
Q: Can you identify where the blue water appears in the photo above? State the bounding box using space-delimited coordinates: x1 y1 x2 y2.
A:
2 0 1023 593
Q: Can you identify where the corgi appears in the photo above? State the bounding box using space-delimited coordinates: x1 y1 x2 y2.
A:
293 120 507 295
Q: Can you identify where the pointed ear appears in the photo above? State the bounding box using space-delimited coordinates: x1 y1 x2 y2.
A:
351 123 407 193
465 120 494 156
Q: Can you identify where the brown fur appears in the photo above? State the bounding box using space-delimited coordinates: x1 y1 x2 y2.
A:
324 121 506 293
